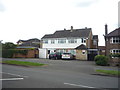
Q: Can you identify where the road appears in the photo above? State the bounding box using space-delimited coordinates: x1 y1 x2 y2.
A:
1 58 119 89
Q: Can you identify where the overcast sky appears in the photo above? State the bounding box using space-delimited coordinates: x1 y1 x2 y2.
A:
0 0 119 46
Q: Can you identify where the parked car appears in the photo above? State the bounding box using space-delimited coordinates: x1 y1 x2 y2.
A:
61 53 75 60
49 52 62 60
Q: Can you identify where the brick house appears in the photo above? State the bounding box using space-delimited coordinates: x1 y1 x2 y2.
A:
104 25 120 56
41 26 99 60
104 25 120 65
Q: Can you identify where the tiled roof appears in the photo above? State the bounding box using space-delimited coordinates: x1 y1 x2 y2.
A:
75 44 87 50
17 38 40 43
106 27 120 37
42 28 92 39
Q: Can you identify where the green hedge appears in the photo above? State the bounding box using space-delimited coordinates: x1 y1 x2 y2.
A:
2 49 28 58
94 55 109 66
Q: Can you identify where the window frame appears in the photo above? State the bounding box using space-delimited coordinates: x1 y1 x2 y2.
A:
68 39 77 43
58 39 66 44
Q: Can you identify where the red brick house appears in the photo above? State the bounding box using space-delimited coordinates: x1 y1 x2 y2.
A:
104 25 120 65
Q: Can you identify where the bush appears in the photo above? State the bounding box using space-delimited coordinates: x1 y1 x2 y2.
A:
94 55 109 66
2 49 28 58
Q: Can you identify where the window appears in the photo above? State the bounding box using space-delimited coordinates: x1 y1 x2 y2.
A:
93 40 97 45
51 40 55 44
110 49 120 54
110 37 120 44
68 39 77 43
82 50 86 55
58 39 66 44
43 40 48 44
81 38 86 43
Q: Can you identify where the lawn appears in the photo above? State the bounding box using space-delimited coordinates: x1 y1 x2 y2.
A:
1 60 46 66
96 69 120 76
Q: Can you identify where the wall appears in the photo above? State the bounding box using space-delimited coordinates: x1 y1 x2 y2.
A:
76 50 87 60
13 49 39 58
86 31 93 48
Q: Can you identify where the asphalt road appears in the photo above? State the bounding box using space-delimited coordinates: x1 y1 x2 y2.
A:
1 58 119 89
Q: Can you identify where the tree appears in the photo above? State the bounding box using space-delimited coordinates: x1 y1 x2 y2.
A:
2 42 17 50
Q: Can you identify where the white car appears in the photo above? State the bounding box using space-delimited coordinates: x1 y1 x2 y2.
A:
61 53 74 60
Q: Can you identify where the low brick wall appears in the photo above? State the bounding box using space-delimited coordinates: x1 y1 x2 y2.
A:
13 50 39 58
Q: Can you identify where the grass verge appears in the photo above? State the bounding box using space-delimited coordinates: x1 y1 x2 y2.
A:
1 60 46 66
96 69 120 76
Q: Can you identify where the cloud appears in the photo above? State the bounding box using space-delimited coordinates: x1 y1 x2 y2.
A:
0 0 5 12
75 0 99 7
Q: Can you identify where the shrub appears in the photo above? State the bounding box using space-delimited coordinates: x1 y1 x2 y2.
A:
94 55 109 66
2 49 28 58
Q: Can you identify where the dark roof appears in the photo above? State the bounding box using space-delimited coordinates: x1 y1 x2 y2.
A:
93 35 98 40
106 27 120 37
42 28 92 39
17 38 40 43
17 38 40 48
75 44 87 50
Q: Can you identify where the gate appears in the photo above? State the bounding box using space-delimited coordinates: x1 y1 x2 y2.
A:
87 49 98 61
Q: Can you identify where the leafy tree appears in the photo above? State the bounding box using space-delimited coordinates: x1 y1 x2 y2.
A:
2 42 17 49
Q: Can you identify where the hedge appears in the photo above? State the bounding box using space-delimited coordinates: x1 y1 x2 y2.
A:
94 55 109 66
2 49 28 58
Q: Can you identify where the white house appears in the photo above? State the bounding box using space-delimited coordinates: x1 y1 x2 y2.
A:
41 26 98 60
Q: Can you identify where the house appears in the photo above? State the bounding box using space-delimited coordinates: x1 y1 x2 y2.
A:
15 38 41 58
104 25 120 65
41 26 99 60
104 25 120 56
17 38 41 48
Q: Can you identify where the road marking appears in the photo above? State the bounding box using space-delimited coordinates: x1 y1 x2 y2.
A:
0 72 28 78
0 78 24 81
64 83 96 88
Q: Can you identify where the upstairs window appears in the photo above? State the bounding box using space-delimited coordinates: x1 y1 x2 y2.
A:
58 39 66 44
51 40 55 44
68 39 77 43
81 38 86 43
43 40 48 44
110 37 120 44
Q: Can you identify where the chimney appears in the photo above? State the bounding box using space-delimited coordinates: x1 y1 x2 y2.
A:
70 26 73 32
64 28 66 30
105 24 108 35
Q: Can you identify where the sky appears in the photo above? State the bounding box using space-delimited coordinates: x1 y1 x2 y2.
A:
0 0 119 46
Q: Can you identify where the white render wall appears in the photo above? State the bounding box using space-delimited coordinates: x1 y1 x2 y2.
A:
42 38 86 49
